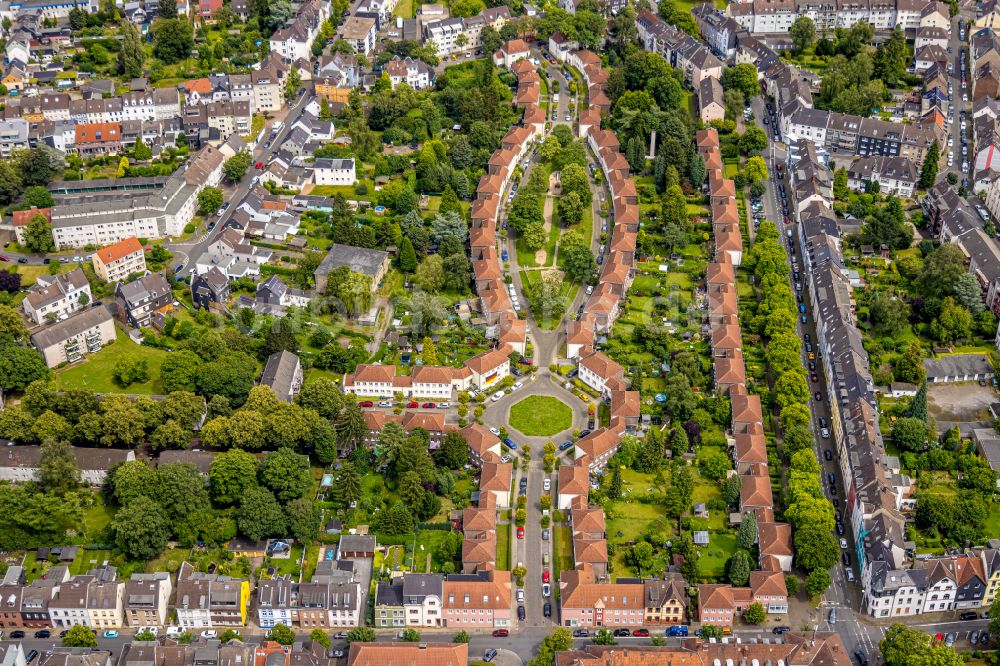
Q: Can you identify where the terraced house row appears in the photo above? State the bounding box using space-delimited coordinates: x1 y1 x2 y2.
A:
696 128 791 626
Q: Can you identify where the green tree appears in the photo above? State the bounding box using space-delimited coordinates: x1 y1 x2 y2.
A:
285 497 321 543
62 624 98 648
398 236 417 273
153 17 194 63
269 624 296 645
919 141 940 189
113 353 149 387
285 67 302 101
415 254 445 292
739 126 768 156
118 21 145 77
159 350 201 393
0 345 51 392
557 191 584 226
805 568 831 598
592 629 617 646
23 213 55 252
891 416 928 451
790 16 816 52
223 152 253 182
452 630 470 643
197 186 224 216
953 272 985 314
345 627 376 644
39 438 80 495
738 511 757 548
310 630 331 649
111 494 170 560
400 629 421 642
259 448 312 501
744 156 769 184
721 63 760 98
743 602 766 624
728 549 751 586
237 487 286 540
903 383 927 421
209 448 259 506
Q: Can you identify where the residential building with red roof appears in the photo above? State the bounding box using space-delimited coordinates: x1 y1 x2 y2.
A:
92 237 145 283
442 570 511 627
460 424 502 466
577 349 626 398
558 464 590 510
478 462 512 509
348 642 467 666
559 567 644 627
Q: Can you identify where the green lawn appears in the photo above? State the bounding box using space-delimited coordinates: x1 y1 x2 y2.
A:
54 332 173 394
553 525 573 583
83 500 115 540
698 532 738 578
606 501 668 543
508 395 574 436
411 530 454 573
393 0 414 17
496 523 511 570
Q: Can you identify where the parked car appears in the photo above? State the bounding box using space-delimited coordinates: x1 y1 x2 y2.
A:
34 630 50 639
517 526 524 540
492 629 509 637
358 401 374 407
9 631 24 639
613 629 631 637
202 630 218 639
842 552 851 566
667 625 689 637
26 652 38 664
961 612 979 621
633 629 649 637
422 402 436 408
517 606 526 621
573 629 590 637
104 630 119 638
378 401 392 407
543 603 552 617
542 583 551 597
854 650 868 666
543 478 551 492
484 649 498 663
543 570 550 583
824 449 833 460
772 626 791 635
542 529 550 540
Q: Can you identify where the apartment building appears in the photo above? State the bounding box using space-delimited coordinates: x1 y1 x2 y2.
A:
373 574 444 628
313 158 357 186
114 273 174 329
22 268 92 326
441 570 512 628
173 562 250 628
384 57 435 90
48 145 225 249
123 573 171 628
92 237 146 283
337 16 377 56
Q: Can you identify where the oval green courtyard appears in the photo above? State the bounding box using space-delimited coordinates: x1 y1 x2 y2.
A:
507 395 574 437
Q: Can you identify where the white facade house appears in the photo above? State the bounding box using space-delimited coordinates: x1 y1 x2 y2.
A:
22 269 92 326
313 158 357 186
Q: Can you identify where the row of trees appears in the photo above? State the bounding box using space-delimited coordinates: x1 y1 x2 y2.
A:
744 222 840 583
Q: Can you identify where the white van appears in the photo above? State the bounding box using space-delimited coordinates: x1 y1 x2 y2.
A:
492 390 505 402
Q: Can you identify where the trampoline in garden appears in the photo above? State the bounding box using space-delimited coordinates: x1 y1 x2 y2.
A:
654 393 667 403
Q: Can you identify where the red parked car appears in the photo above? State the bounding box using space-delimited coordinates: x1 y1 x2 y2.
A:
633 629 650 637
542 570 550 583
255 161 264 169
492 630 509 637
406 401 418 408
517 526 524 539
358 401 374 407
422 402 436 408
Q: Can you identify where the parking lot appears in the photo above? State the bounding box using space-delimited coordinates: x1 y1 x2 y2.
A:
927 382 998 421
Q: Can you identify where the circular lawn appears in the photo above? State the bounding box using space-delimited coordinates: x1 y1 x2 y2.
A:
507 395 574 437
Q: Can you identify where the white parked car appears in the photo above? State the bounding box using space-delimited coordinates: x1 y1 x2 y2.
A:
840 538 849 549
202 630 218 639
439 402 451 408
586 285 594 295
165 627 183 637
543 478 551 492
489 427 501 436
492 390 505 402
378 401 392 407
513 382 523 390
542 583 551 597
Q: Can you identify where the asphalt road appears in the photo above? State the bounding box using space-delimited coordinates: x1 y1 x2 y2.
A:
172 90 316 275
